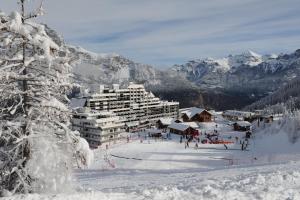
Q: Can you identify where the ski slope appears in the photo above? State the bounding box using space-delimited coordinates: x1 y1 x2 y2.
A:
4 115 300 200
6 132 300 200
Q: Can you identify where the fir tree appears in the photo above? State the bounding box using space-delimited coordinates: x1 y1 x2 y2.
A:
0 0 92 196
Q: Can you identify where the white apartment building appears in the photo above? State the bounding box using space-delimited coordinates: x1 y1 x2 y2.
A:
71 108 125 148
72 83 179 130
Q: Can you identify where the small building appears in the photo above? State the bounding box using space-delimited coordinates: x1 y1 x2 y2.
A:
180 107 213 122
168 123 198 136
156 118 181 129
260 115 274 123
233 121 252 131
146 128 162 137
223 110 255 121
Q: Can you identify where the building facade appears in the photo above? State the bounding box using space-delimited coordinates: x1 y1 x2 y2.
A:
71 108 125 148
75 83 180 129
222 110 255 121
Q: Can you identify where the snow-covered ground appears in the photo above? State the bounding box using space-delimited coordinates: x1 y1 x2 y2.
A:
4 115 300 200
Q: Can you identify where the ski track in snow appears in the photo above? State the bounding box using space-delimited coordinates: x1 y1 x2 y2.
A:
5 161 300 200
6 135 300 200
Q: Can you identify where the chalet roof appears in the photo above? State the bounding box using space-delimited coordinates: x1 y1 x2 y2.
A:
181 107 211 119
235 121 252 127
181 122 200 128
168 123 190 131
158 117 176 126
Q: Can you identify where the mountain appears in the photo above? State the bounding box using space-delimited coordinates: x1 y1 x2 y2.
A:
45 25 300 110
66 45 207 108
244 77 300 111
173 50 300 109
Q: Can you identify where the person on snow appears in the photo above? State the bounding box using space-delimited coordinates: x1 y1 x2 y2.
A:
224 144 228 150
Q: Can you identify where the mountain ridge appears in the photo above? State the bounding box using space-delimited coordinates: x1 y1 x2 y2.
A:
45 25 300 110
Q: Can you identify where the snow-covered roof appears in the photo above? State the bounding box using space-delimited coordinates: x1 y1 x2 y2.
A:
70 98 87 109
158 117 176 126
128 83 145 89
125 121 139 127
223 110 254 118
181 122 199 128
181 107 211 119
148 92 155 98
168 123 190 131
235 121 252 127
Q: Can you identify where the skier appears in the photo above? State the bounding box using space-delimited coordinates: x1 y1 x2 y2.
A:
235 136 239 143
241 141 244 151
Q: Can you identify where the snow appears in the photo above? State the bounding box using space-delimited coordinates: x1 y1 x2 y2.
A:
41 97 69 111
181 107 207 119
168 122 190 131
3 112 300 199
158 117 176 125
6 134 300 199
235 121 252 127
181 122 199 128
75 137 94 167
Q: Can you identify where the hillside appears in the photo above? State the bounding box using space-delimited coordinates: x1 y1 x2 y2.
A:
245 77 300 111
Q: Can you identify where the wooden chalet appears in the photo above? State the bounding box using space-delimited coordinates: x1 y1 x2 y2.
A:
181 107 212 122
233 121 252 131
156 118 181 129
168 123 198 136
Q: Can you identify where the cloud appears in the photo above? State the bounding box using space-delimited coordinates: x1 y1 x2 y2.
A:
2 0 300 67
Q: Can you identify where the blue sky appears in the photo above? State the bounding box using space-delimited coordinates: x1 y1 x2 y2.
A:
2 0 300 68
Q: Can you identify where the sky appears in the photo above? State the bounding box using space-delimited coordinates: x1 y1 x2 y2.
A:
2 0 300 68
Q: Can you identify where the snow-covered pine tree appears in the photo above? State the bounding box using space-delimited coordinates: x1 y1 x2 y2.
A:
0 0 92 196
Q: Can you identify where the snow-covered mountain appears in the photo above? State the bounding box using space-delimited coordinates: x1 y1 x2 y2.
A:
173 49 300 89
45 25 300 110
68 45 162 91
69 47 300 109
172 50 300 109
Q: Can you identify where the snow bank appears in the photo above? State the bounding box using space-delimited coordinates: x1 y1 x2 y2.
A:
25 130 74 194
4 161 300 200
254 111 300 154
75 136 94 167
